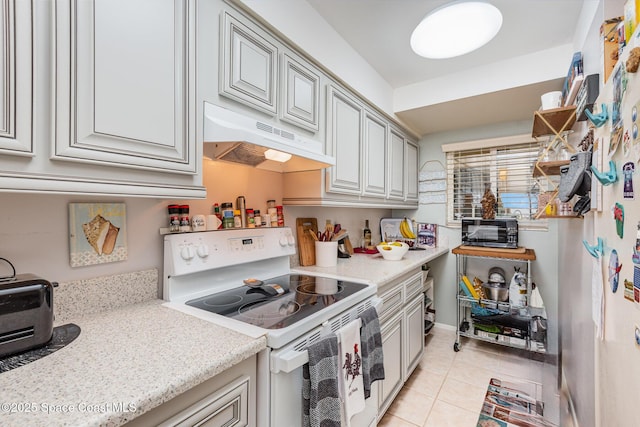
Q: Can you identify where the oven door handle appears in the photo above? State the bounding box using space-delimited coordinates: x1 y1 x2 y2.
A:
271 297 382 374
271 346 310 374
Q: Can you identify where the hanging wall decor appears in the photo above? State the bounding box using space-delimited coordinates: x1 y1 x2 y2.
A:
613 202 625 238
609 249 622 293
623 162 635 199
418 160 446 204
69 203 128 267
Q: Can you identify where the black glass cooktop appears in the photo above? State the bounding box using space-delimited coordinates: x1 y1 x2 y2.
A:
186 274 367 330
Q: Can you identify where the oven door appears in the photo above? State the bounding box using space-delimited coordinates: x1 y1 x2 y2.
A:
267 297 381 427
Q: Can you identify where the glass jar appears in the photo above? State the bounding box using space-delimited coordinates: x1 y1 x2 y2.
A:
268 207 278 227
234 210 242 228
276 205 284 227
179 205 190 232
254 209 261 227
168 205 180 233
247 209 255 228
267 199 276 209
221 202 234 229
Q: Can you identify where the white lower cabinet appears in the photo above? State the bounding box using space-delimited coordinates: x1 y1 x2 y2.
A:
404 294 425 380
378 311 404 416
124 355 256 427
376 269 425 420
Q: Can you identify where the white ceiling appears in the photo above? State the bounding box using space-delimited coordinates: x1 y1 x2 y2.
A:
305 0 590 136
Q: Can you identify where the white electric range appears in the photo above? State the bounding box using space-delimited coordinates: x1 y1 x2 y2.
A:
162 227 379 427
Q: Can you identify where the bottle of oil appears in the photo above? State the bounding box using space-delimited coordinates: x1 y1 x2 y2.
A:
363 219 372 248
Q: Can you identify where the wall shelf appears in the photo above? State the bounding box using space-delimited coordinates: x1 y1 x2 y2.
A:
533 160 570 177
531 106 577 137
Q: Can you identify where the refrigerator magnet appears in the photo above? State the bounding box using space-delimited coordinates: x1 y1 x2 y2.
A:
613 203 625 238
623 129 631 157
625 279 634 301
609 250 622 293
623 162 635 199
635 266 640 303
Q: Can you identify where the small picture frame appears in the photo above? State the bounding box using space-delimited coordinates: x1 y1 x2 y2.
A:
69 203 127 267
417 223 438 248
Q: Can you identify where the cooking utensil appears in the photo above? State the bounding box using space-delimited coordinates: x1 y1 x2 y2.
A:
481 281 509 302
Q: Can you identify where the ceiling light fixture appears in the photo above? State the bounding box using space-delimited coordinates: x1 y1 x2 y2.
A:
410 1 502 59
264 149 292 163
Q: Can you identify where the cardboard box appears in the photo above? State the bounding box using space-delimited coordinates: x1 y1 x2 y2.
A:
601 17 624 83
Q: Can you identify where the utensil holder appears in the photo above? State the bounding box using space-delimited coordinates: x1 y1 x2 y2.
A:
315 241 338 267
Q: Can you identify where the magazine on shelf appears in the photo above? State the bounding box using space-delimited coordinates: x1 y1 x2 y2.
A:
561 51 584 107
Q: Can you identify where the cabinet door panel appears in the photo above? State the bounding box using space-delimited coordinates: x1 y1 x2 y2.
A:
404 294 425 380
362 111 386 197
378 312 404 416
387 128 404 199
54 0 196 173
220 11 277 115
0 0 32 155
405 140 419 201
280 54 319 132
327 85 361 194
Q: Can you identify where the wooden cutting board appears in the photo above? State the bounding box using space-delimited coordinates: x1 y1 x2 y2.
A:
296 218 318 266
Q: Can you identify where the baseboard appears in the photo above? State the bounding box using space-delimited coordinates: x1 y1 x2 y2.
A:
434 322 456 332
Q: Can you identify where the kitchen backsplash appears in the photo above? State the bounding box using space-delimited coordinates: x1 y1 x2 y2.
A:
54 269 158 324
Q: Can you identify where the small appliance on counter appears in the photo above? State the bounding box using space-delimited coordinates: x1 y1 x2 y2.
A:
0 258 55 358
461 217 518 249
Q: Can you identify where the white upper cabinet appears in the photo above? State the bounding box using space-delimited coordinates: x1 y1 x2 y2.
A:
219 10 278 115
280 53 320 132
54 0 197 174
326 85 362 194
362 110 387 197
0 0 32 155
387 128 405 200
405 139 419 202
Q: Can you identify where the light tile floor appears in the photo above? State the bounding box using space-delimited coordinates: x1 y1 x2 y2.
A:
378 326 556 427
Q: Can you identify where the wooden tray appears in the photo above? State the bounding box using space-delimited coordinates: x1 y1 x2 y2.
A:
296 218 318 266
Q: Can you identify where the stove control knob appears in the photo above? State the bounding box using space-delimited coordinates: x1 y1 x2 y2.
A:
180 245 195 261
197 245 209 258
286 233 295 246
279 234 288 247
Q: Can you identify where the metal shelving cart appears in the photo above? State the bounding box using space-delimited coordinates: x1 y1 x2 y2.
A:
452 245 546 353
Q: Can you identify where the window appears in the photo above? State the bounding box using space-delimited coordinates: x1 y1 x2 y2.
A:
444 136 545 228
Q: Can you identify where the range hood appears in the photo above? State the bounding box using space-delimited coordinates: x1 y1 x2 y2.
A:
203 102 335 172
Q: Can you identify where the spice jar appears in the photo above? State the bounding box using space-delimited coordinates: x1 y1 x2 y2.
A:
268 209 278 227
179 205 190 232
168 205 180 233
247 209 255 228
276 205 284 227
254 209 262 227
221 202 234 229
213 203 223 230
234 210 242 228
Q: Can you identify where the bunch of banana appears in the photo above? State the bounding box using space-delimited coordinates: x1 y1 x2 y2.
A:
399 217 416 239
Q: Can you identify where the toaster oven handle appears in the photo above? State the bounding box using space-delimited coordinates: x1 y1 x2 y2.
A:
0 257 16 281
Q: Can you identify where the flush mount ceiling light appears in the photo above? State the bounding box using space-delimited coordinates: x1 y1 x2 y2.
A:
410 1 502 59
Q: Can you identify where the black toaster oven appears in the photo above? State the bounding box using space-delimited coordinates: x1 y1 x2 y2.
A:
461 218 519 249
0 274 54 358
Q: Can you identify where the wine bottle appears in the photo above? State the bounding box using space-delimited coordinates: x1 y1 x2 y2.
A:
363 219 372 248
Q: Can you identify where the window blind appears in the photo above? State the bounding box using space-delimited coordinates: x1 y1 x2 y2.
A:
446 141 545 228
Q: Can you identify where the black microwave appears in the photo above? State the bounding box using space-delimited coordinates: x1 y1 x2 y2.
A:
461 218 518 249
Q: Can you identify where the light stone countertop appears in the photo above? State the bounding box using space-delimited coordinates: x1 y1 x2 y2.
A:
292 245 449 287
0 300 266 427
